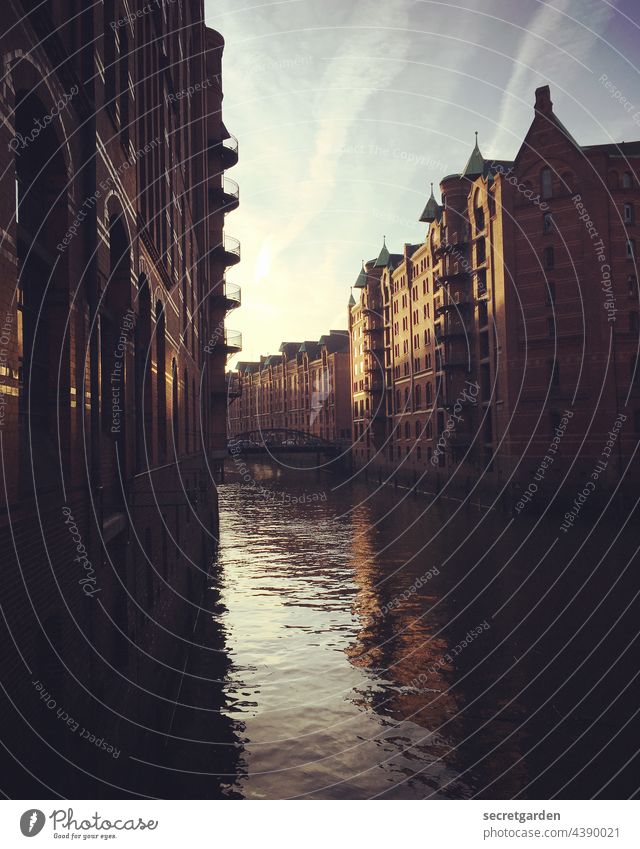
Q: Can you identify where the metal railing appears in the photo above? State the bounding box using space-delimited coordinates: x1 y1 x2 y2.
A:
223 134 238 156
222 234 240 260
223 329 242 351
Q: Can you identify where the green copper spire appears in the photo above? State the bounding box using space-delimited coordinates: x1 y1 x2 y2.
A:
462 130 484 178
419 182 440 223
354 261 367 288
374 236 390 268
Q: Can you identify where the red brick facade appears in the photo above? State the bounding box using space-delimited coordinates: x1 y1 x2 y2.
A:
228 332 352 444
0 0 239 789
350 86 640 501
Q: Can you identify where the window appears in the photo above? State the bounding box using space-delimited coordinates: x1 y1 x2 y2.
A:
624 203 634 224
629 275 637 297
543 212 553 234
541 167 552 199
426 422 433 439
119 27 130 147
104 0 116 111
474 205 485 232
544 246 554 269
415 384 422 407
171 359 179 456
405 422 410 439
415 421 421 439
546 281 556 305
156 301 167 461
426 382 433 405
630 312 639 334
623 172 633 189
627 239 636 259
548 317 556 338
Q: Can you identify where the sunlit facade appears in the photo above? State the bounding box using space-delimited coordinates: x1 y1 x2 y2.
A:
349 86 640 498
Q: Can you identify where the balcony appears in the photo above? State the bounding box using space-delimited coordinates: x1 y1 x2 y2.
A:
212 234 241 267
436 318 469 340
435 297 470 316
366 381 384 394
209 329 242 355
208 280 241 311
221 134 239 168
364 322 384 334
210 178 239 214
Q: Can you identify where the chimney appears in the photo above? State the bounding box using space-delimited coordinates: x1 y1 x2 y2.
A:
535 85 553 116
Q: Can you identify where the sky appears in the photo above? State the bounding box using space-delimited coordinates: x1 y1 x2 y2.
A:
203 0 640 365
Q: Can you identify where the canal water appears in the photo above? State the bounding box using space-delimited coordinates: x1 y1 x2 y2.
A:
164 458 640 799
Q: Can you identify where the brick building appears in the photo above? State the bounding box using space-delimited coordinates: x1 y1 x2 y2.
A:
0 0 240 792
349 86 639 500
228 331 351 443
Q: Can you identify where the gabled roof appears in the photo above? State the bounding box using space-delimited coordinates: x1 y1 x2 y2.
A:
279 341 303 357
582 140 640 157
299 340 320 359
513 85 581 165
320 332 350 354
236 361 260 374
261 354 282 369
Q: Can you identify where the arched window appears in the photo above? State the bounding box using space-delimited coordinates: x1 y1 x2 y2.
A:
192 377 196 451
171 358 179 456
544 246 555 269
623 172 633 189
415 420 421 439
541 167 553 199
183 368 189 454
156 301 167 462
426 382 433 405
474 189 485 232
426 421 433 439
404 421 410 439
135 276 152 470
104 0 117 110
119 26 130 146
15 90 69 490
414 384 421 408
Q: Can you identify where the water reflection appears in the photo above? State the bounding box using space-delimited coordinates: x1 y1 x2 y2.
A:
166 459 640 799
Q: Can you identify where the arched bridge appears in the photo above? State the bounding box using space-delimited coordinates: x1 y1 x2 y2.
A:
229 428 341 454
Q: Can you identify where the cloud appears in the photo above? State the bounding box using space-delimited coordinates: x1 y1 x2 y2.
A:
488 0 615 155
